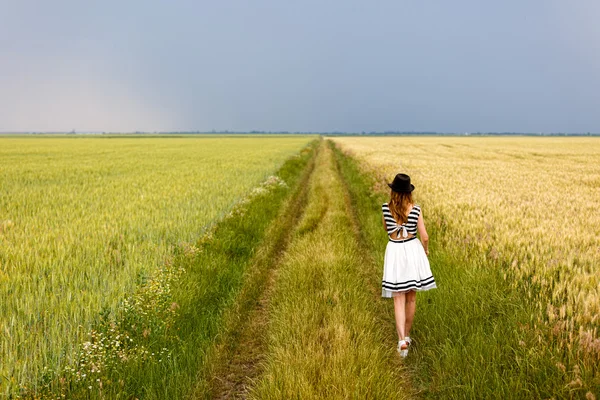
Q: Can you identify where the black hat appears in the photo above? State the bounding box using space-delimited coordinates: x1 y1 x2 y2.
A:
388 173 414 193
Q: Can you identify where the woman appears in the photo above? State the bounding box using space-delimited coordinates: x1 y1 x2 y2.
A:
381 173 436 357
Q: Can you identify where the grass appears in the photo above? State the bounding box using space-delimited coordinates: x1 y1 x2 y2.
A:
331 138 599 398
5 135 599 398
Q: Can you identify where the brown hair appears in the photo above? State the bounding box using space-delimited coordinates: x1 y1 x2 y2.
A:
388 190 413 224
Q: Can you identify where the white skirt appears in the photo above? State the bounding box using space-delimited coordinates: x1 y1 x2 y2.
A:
382 237 437 298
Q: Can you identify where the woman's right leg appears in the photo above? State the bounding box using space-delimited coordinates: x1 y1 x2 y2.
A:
393 292 406 341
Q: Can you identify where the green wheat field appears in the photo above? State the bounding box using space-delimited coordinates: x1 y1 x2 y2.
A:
0 135 598 399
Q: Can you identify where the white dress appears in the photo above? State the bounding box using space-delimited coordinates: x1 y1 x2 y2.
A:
381 203 437 298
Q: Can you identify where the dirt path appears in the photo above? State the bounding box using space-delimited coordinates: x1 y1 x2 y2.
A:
197 140 412 399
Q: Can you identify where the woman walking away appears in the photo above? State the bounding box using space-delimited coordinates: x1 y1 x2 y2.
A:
381 173 436 358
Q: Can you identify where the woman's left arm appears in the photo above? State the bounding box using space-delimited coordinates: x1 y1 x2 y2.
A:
417 212 429 256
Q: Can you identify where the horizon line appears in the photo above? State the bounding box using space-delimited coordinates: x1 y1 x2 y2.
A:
1 131 599 136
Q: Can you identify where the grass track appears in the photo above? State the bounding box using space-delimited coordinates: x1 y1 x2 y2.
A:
247 140 411 399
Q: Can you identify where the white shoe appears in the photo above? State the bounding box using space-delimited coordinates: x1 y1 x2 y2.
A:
397 340 408 358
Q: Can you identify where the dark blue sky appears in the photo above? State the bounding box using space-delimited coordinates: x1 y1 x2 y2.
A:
1 0 599 133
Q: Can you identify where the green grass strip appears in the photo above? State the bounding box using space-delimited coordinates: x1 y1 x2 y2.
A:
248 141 410 399
331 140 600 399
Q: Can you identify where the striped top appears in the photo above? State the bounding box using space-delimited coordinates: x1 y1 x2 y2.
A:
382 203 421 241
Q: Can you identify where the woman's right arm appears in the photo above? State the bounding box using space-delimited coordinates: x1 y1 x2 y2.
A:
382 214 388 232
417 212 429 256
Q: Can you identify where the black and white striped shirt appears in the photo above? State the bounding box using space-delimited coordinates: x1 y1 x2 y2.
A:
382 203 421 242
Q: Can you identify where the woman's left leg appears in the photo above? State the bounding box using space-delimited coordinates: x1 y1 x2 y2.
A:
404 290 417 338
392 292 407 341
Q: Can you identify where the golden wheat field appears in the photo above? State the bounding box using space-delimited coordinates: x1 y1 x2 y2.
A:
0 136 312 392
332 136 600 353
